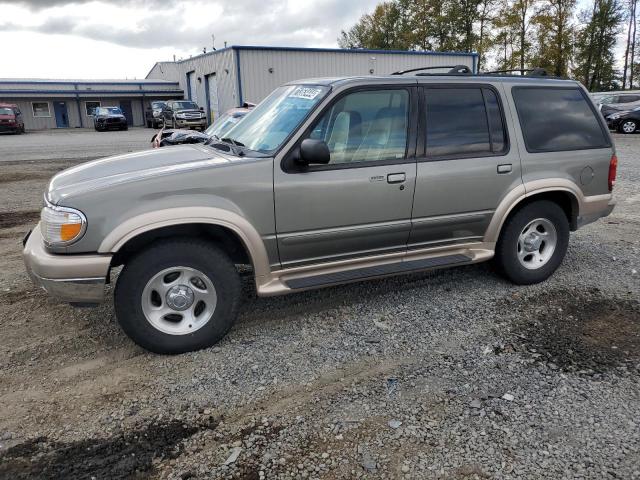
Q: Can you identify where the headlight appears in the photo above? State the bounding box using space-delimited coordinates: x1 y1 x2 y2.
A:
41 201 87 246
176 113 186 119
608 113 621 119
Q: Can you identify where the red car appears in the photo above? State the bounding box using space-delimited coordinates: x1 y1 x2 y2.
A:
0 103 25 134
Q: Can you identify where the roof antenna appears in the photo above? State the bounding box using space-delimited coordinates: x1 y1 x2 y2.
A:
212 34 216 51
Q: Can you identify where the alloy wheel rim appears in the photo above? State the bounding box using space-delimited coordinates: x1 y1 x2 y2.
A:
141 266 217 335
516 218 557 270
622 121 636 133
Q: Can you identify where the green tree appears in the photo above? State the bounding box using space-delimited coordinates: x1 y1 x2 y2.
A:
338 2 410 49
531 0 576 76
498 0 539 71
574 0 624 90
475 0 501 70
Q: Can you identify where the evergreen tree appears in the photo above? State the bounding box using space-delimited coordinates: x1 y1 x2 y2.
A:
531 0 576 76
574 0 624 91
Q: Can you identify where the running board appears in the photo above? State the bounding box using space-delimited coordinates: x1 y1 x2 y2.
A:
284 254 472 290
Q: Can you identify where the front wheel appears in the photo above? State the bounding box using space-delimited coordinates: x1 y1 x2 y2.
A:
494 200 569 285
618 120 637 134
114 239 241 354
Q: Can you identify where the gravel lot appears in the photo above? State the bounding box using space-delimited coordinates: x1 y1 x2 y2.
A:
0 131 638 480
0 127 155 163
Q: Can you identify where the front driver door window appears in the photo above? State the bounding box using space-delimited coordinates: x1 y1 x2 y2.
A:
274 87 417 268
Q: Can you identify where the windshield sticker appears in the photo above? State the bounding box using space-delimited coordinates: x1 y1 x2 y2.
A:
289 87 322 100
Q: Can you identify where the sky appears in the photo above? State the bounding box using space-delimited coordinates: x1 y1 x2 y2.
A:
0 0 380 79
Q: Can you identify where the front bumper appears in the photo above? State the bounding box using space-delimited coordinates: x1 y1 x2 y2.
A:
606 118 621 130
23 224 112 304
175 118 207 129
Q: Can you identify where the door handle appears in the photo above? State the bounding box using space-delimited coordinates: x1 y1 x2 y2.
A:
387 173 406 184
497 164 512 174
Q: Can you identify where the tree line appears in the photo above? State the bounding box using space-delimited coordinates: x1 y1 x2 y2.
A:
338 0 639 91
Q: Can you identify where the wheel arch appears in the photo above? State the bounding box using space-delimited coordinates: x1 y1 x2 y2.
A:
485 183 581 243
100 207 271 278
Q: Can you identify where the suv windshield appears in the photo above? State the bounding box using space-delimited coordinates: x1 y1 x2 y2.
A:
0 107 14 115
151 101 165 109
222 85 330 154
98 107 123 115
205 112 247 138
173 101 199 110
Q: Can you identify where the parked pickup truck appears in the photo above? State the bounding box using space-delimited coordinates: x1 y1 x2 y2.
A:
161 100 207 131
24 71 616 354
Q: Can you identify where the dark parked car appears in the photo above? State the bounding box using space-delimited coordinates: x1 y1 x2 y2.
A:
145 101 166 128
606 106 640 133
94 107 128 131
0 103 25 134
152 105 253 147
161 100 207 130
599 93 640 117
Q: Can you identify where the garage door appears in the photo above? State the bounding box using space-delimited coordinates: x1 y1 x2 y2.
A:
207 74 220 123
187 71 197 103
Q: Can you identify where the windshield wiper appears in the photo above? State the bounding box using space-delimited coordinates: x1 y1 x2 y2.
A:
204 134 220 145
221 137 245 147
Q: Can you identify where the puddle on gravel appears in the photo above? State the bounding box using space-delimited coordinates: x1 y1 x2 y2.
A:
0 418 217 480
507 288 640 374
0 210 40 230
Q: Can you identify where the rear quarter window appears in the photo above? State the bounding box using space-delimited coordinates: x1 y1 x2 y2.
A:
513 87 610 152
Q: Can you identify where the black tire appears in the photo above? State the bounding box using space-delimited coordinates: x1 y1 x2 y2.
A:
122 125 128 131
494 200 569 285
114 239 241 354
146 120 152 128
618 119 637 134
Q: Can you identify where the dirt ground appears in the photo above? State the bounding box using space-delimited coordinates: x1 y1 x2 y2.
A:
0 131 638 480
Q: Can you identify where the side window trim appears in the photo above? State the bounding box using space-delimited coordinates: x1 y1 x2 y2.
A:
418 83 510 162
511 85 611 154
281 84 419 173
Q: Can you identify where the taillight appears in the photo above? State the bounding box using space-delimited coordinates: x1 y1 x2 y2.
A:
608 154 618 191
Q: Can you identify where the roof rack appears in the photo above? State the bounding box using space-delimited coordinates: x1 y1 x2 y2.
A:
391 65 472 75
481 67 549 77
389 65 559 79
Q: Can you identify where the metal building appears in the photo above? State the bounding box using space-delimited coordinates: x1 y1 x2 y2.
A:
0 79 183 130
146 45 478 124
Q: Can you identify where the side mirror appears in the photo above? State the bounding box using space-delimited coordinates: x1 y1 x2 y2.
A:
298 139 330 166
199 107 204 111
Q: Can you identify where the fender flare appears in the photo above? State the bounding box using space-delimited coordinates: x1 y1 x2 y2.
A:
98 206 271 278
484 179 588 243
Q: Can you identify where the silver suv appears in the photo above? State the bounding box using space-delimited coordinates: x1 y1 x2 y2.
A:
23 72 617 354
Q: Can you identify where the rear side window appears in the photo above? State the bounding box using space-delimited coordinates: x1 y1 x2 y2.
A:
513 87 609 152
424 87 507 158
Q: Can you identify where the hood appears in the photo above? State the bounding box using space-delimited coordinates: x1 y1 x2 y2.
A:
175 108 201 114
0 114 16 120
98 114 125 119
47 144 232 204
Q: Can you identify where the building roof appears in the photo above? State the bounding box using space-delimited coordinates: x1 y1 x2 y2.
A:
0 78 179 85
146 44 478 78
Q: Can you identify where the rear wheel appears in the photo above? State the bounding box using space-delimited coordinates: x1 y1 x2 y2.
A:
495 201 569 285
619 120 637 134
114 239 241 354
